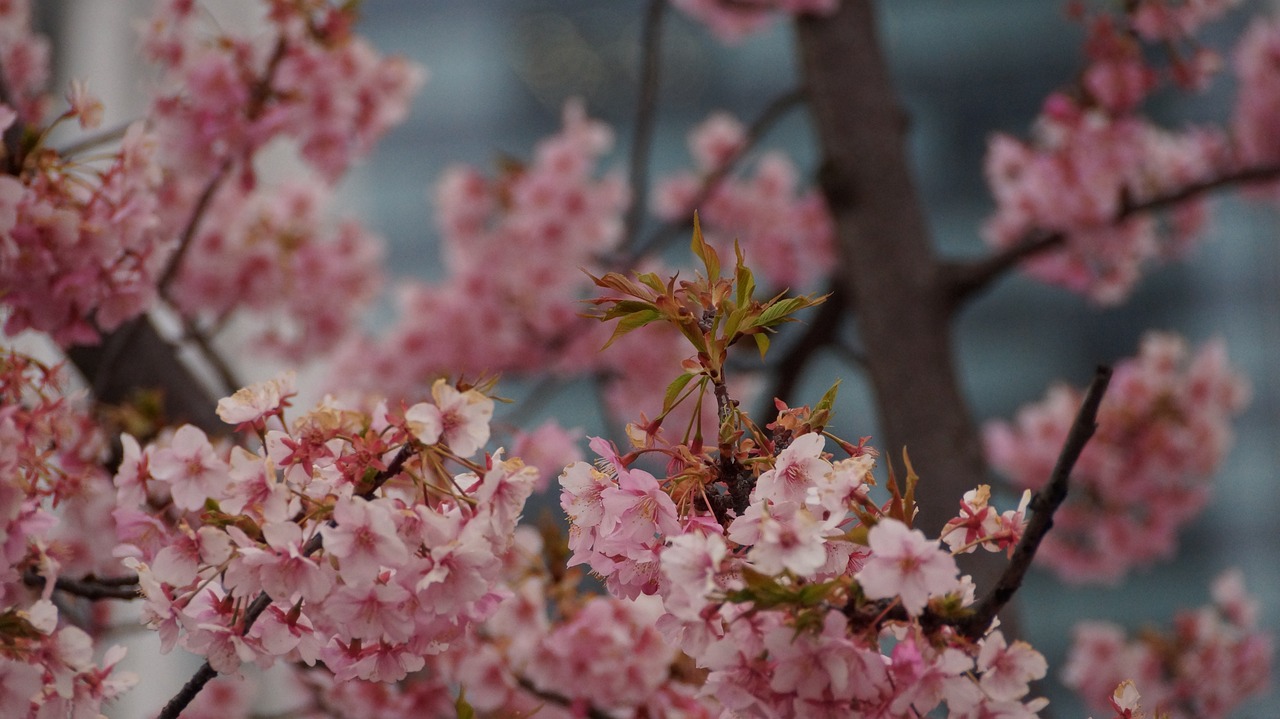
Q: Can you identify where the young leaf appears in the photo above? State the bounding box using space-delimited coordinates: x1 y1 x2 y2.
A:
753 332 771 359
454 688 476 719
690 212 720 280
735 250 755 308
814 380 841 417
663 372 696 413
600 308 663 350
757 295 818 329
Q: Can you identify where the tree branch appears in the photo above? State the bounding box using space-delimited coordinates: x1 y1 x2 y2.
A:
621 0 667 252
515 675 613 719
957 365 1112 639
66 316 225 435
22 570 140 601
945 162 1280 304
182 317 243 397
620 87 806 264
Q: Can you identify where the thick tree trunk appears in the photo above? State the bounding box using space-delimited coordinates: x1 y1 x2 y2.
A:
793 1 987 538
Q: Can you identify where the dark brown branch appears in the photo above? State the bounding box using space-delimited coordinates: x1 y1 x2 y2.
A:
159 664 218 719
620 0 667 251
621 87 806 265
22 570 140 601
945 163 1280 304
0 57 27 173
957 365 1112 639
157 443 415 719
67 316 225 435
515 675 613 719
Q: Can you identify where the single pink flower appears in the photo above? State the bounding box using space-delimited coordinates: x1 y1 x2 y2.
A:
322 496 409 584
856 518 959 615
215 371 296 429
149 425 229 511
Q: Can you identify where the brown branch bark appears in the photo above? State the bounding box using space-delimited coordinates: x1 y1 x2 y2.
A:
514 676 613 719
66 317 225 435
793 0 1025 626
22 569 140 601
794 0 986 538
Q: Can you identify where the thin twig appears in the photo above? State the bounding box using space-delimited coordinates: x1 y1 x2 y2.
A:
621 0 668 252
621 87 806 265
946 163 1280 304
957 365 1112 639
157 36 288 296
515 675 613 719
156 158 234 294
55 121 133 158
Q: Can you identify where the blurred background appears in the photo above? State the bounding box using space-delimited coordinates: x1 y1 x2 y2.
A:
40 1 1280 716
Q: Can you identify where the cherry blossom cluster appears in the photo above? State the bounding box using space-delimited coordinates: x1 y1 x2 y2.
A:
166 181 385 359
332 100 628 397
0 0 50 125
985 332 1248 583
982 2 1258 303
155 523 718 719
142 0 425 185
670 0 839 43
559 430 1050 716
437 525 717 717
0 352 139 717
114 372 535 685
559 246 1052 716
1 0 420 352
1064 569 1272 718
139 0 421 359
0 55 174 345
1232 16 1280 170
654 112 835 291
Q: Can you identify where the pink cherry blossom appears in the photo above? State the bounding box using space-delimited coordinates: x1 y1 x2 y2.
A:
64 79 102 129
322 496 410 584
976 631 1048 702
149 425 230 511
753 431 829 505
215 371 296 430
1064 569 1272 718
669 0 840 43
986 332 1248 582
510 420 583 493
855 518 959 615
427 379 494 458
